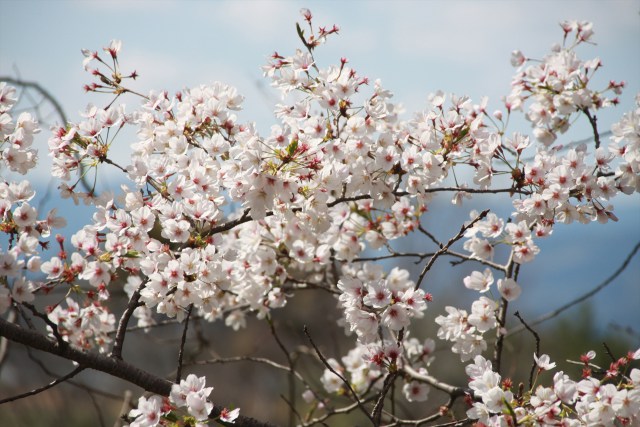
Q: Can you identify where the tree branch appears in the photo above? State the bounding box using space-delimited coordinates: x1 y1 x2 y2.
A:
175 304 193 383
0 316 277 427
507 241 640 336
514 311 539 390
0 365 84 404
401 365 472 398
371 371 399 425
111 281 145 359
303 325 374 424
415 209 490 290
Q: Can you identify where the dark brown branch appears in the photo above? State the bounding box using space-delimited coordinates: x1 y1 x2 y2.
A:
175 305 193 383
0 317 172 395
0 365 84 404
0 318 277 427
206 209 253 236
493 249 517 373
581 108 601 149
415 209 490 290
602 342 617 363
514 311 539 390
422 187 531 195
111 281 145 359
371 371 399 425
0 310 16 369
21 302 66 348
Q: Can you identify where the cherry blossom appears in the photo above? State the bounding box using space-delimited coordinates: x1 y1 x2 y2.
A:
1 10 638 427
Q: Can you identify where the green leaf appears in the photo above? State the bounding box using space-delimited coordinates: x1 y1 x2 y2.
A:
287 138 298 156
296 23 307 47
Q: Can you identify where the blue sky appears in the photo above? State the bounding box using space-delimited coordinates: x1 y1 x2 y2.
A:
1 0 639 335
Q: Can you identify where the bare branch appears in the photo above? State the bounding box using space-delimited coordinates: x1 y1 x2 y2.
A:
188 356 307 383
0 365 84 404
582 108 601 149
381 396 455 426
24 346 124 401
0 77 68 125
0 310 16 369
111 281 145 359
0 316 277 427
303 325 374 424
21 302 66 349
514 311 540 390
507 241 640 336
445 250 508 272
267 315 297 427
301 401 362 426
113 390 133 427
401 365 472 398
175 304 193 383
493 249 517 373
371 371 399 425
415 209 490 290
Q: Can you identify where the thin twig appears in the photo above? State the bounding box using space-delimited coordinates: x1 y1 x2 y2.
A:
445 250 507 272
415 209 490 290
0 77 68 124
187 356 307 383
21 302 66 349
514 311 539 390
303 325 374 424
300 401 362 427
602 342 617 363
401 365 472 398
279 393 304 426
267 315 296 427
113 390 132 427
87 388 107 427
24 346 124 400
582 108 601 149
382 397 455 426
0 365 84 404
175 305 193 383
507 241 640 336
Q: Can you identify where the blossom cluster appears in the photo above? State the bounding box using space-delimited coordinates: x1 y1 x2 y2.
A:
35 15 636 351
0 82 39 174
466 351 640 426
47 296 115 352
337 263 428 343
128 374 239 427
320 336 436 403
507 20 622 146
1 9 639 427
0 91 69 317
